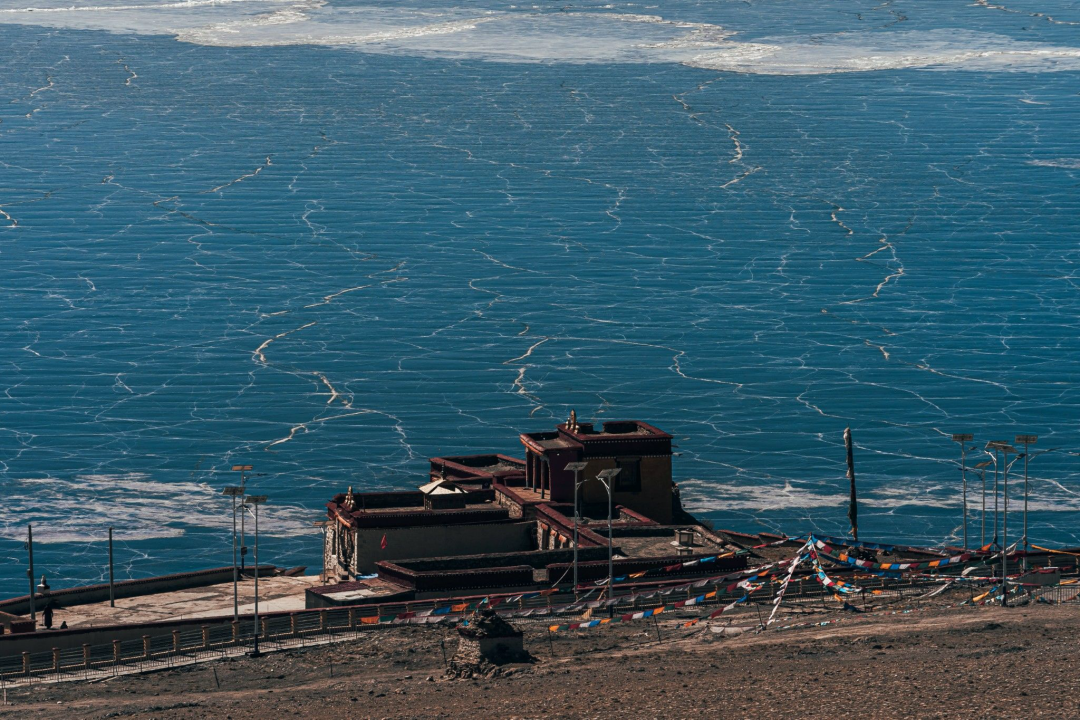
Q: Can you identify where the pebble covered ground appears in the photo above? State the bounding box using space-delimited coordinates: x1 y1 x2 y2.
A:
4 601 1079 718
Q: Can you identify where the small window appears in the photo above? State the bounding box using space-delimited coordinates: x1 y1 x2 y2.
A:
615 458 641 492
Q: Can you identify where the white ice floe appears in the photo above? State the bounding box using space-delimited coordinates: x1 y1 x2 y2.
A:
1028 158 1080 169
681 479 849 511
1 1 1078 75
682 476 1080 515
0 472 313 543
687 29 1080 75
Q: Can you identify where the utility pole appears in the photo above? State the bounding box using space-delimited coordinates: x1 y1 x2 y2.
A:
596 469 621 604
233 465 252 572
246 494 267 657
27 524 36 626
987 442 1006 549
997 444 1018 607
564 462 588 597
952 434 974 550
223 486 244 621
974 461 992 548
108 527 115 607
1015 434 1038 571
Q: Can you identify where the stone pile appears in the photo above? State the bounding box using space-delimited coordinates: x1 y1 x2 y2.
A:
446 607 530 679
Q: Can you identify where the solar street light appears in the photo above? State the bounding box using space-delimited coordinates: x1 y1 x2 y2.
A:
222 486 245 620
596 469 622 602
974 460 993 547
564 461 589 594
232 465 253 570
245 495 268 656
1015 435 1038 568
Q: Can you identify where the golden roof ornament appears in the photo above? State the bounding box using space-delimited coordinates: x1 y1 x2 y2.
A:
343 486 356 511
568 409 578 432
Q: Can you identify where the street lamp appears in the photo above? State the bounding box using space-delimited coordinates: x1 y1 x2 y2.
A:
595 468 622 604
1015 434 1038 568
222 486 244 621
992 444 1019 606
232 465 252 571
245 495 267 656
973 460 993 548
26 524 35 626
985 442 1007 549
564 461 589 596
951 434 974 550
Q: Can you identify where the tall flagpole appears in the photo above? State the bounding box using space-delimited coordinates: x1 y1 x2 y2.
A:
952 434 974 550
845 428 858 541
27 524 36 626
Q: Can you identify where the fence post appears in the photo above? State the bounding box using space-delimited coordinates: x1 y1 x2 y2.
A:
112 639 121 665
231 620 240 645
83 643 92 670
142 635 152 659
348 607 356 630
22 652 30 677
290 613 298 638
172 630 182 654
202 625 211 650
52 647 60 675
319 610 327 633
261 617 269 641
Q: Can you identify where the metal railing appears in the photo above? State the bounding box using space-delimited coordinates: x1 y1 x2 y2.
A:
2 572 1074 688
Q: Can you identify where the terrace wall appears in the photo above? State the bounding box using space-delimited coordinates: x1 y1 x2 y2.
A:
389 546 609 573
352 521 535 575
546 554 747 584
375 562 535 595
0 566 275 616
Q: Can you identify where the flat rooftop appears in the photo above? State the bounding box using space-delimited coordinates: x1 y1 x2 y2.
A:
351 501 499 515
307 576 410 604
520 431 576 450
612 528 735 559
433 454 526 475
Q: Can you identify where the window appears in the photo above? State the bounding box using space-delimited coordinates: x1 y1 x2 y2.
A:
615 458 641 492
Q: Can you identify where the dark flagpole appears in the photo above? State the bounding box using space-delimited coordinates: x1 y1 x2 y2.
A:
845 427 858 541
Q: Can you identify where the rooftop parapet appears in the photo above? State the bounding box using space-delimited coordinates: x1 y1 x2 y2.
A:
429 454 526 487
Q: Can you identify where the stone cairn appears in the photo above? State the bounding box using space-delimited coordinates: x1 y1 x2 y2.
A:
446 607 530 679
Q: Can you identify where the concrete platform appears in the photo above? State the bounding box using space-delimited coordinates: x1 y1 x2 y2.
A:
51 575 321 629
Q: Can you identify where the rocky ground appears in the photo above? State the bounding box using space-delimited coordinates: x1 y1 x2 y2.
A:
3 599 1078 718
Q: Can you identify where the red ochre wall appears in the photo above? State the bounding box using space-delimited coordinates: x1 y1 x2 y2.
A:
349 522 536 576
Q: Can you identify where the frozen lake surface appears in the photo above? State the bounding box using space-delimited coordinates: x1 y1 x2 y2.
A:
2 0 1080 595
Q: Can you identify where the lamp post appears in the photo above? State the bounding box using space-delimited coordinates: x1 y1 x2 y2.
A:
232 465 252 572
564 461 589 596
973 460 993 548
245 494 267 656
1014 434 1037 570
222 486 244 621
27 524 35 626
595 468 622 603
951 434 974 550
994 445 1019 606
108 527 115 608
986 442 1006 549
